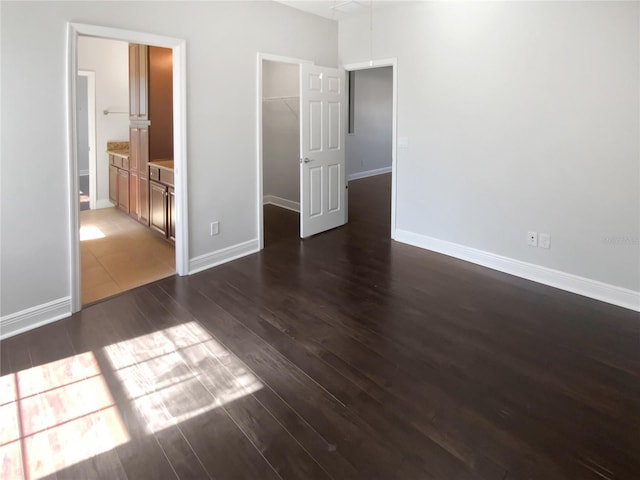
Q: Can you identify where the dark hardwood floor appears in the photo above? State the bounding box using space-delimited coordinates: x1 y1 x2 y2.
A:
2 173 639 480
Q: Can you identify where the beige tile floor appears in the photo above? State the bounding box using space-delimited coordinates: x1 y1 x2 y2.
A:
80 207 175 305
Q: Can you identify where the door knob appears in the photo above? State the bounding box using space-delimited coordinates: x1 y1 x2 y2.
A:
303 157 314 164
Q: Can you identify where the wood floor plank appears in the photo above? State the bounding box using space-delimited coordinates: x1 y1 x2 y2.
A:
2 174 639 480
196 262 505 479
115 435 177 480
156 277 434 479
177 407 282 480
53 449 128 480
143 282 361 479
0 332 32 375
224 394 332 480
154 426 213 480
25 320 75 368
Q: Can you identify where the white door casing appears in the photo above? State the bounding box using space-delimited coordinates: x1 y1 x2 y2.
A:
299 64 347 238
68 23 188 314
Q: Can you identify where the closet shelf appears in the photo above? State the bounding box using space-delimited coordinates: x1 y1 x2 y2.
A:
263 96 299 120
262 96 299 101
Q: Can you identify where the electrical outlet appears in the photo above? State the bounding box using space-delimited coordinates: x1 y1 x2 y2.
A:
210 221 219 236
539 233 550 249
527 231 538 247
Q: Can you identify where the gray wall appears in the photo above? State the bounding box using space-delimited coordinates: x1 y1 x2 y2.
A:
0 1 337 318
76 75 89 175
339 1 640 292
347 66 392 178
262 60 300 206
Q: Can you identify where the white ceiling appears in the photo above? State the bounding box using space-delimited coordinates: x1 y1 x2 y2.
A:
276 0 400 21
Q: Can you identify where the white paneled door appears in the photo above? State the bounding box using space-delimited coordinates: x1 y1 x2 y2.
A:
300 64 347 238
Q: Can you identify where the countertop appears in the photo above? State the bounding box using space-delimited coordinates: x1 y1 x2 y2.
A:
106 141 129 158
149 159 174 171
108 149 130 159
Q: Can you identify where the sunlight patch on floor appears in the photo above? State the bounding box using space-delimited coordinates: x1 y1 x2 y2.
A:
0 352 129 480
79 225 106 241
103 321 263 434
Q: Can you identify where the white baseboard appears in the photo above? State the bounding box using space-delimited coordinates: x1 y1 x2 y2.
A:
348 166 392 181
0 297 72 340
263 195 300 213
394 229 640 312
189 238 260 275
79 169 90 177
95 199 115 209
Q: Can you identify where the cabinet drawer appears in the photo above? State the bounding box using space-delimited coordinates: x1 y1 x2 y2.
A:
160 169 174 187
149 165 160 181
109 154 123 169
121 157 129 170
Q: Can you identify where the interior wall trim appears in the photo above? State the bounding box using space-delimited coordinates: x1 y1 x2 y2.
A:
263 195 300 212
189 239 260 275
0 297 72 340
395 229 640 312
347 166 392 181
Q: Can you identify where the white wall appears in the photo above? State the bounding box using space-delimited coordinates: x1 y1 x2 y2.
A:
0 1 337 320
78 36 129 207
76 75 90 174
339 2 640 294
347 67 392 178
263 60 299 98
263 60 300 207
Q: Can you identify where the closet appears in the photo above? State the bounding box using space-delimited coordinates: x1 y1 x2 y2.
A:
262 60 300 214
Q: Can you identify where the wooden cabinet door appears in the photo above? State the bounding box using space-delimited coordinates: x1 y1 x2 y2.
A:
109 164 118 205
129 125 149 225
129 44 138 120
129 170 139 219
138 176 149 226
137 45 148 120
148 46 174 159
138 126 149 175
149 181 167 236
118 168 129 213
129 43 148 121
129 127 139 172
168 187 175 242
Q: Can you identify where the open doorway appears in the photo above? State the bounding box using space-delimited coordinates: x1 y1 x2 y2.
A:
77 71 96 211
345 60 398 239
69 24 188 313
258 54 397 248
261 59 301 246
346 66 394 236
76 36 175 306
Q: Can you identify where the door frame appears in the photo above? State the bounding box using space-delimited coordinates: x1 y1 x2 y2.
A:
77 70 97 210
67 23 189 313
256 52 313 250
344 59 398 239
